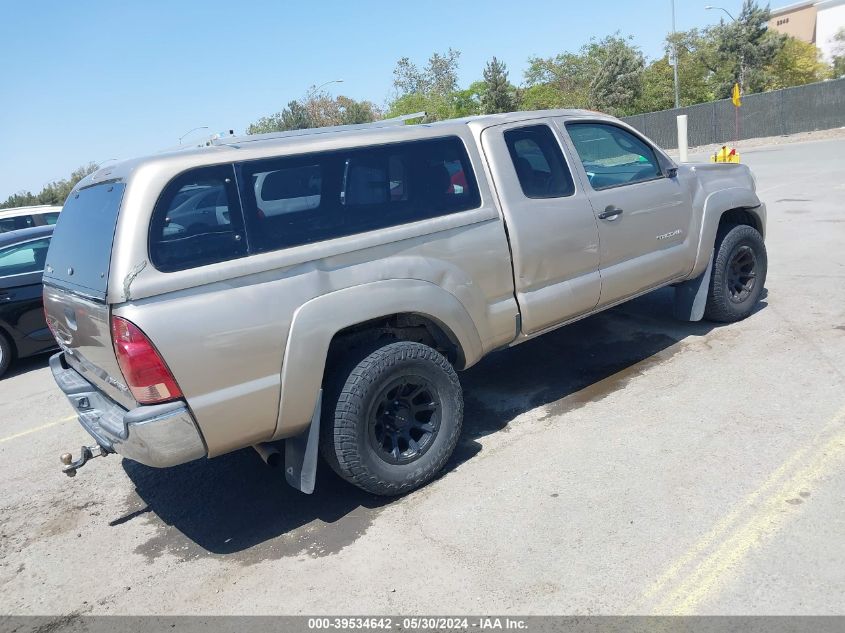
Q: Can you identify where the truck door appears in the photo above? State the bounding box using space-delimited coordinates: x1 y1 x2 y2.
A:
481 121 601 335
559 120 695 307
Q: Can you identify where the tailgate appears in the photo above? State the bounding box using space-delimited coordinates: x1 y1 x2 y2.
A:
43 285 136 410
43 181 136 410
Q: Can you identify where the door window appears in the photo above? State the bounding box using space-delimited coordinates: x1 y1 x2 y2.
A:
0 238 51 277
566 123 662 190
504 125 575 199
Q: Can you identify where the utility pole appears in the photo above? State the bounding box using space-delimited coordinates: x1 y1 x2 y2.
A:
671 0 680 109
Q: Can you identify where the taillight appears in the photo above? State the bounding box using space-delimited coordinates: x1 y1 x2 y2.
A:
111 316 183 404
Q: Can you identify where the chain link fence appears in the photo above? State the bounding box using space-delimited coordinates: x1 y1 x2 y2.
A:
621 77 845 149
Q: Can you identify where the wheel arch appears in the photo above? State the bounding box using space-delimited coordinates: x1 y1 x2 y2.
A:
690 187 766 279
270 279 483 440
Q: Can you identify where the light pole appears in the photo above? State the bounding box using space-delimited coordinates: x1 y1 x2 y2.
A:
704 5 736 21
308 79 344 98
178 126 209 144
671 0 680 109
705 5 744 90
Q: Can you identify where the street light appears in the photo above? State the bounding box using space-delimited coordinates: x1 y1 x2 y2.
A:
671 0 680 109
705 5 744 90
704 5 737 21
178 126 209 144
309 79 344 97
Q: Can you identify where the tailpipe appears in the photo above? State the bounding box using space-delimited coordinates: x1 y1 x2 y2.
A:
253 442 282 468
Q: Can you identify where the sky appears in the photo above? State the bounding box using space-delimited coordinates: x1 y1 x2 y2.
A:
0 0 749 200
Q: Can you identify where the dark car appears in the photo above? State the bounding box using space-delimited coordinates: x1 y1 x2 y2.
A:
0 225 56 377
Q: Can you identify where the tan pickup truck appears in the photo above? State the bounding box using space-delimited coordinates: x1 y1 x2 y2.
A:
44 110 767 495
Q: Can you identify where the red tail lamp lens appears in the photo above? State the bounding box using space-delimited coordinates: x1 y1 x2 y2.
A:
111 316 182 404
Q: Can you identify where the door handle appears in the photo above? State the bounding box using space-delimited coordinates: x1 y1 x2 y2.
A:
598 206 624 220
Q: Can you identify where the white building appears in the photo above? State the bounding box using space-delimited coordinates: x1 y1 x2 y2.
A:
769 0 845 62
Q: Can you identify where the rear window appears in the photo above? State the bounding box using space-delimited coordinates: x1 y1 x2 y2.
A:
149 165 247 272
238 136 480 253
44 182 125 299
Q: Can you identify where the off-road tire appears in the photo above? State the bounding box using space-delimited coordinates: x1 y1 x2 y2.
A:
704 224 767 323
320 341 463 496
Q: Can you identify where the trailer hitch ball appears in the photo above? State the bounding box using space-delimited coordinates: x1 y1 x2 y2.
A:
60 445 106 477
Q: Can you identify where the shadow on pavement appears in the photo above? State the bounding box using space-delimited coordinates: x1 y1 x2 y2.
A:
3 350 53 379
120 286 766 558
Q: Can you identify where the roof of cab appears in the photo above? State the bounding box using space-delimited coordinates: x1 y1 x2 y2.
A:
75 108 612 193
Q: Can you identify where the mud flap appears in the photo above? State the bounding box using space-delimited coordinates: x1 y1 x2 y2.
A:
284 389 321 494
673 253 714 322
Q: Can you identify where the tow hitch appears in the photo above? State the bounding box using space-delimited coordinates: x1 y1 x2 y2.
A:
60 445 107 477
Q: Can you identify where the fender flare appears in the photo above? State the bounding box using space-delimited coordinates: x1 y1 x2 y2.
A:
271 279 483 440
690 187 765 278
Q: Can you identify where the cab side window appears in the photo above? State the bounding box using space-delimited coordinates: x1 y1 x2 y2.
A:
238 136 480 254
566 122 662 190
149 165 247 272
504 125 575 199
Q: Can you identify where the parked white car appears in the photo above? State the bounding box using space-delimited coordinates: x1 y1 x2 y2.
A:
0 205 61 233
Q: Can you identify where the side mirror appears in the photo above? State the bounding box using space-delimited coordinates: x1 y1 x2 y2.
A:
658 153 679 178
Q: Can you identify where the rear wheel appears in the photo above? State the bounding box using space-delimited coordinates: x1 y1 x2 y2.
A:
321 341 463 496
704 224 767 323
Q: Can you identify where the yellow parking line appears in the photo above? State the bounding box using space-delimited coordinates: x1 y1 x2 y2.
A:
633 404 845 614
0 414 77 444
662 425 845 614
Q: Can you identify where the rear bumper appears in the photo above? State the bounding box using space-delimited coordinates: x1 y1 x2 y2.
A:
50 353 207 468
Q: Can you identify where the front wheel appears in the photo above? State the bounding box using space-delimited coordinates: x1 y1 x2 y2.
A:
704 224 768 323
321 341 463 496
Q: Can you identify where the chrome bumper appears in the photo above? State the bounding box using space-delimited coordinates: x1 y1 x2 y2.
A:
50 353 207 468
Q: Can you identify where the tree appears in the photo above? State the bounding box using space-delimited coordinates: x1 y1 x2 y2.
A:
247 100 312 134
587 35 645 115
832 28 845 77
481 57 515 114
387 49 469 121
1 163 98 209
710 0 784 96
767 37 831 89
392 49 461 98
524 51 593 109
522 35 644 115
246 93 378 134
